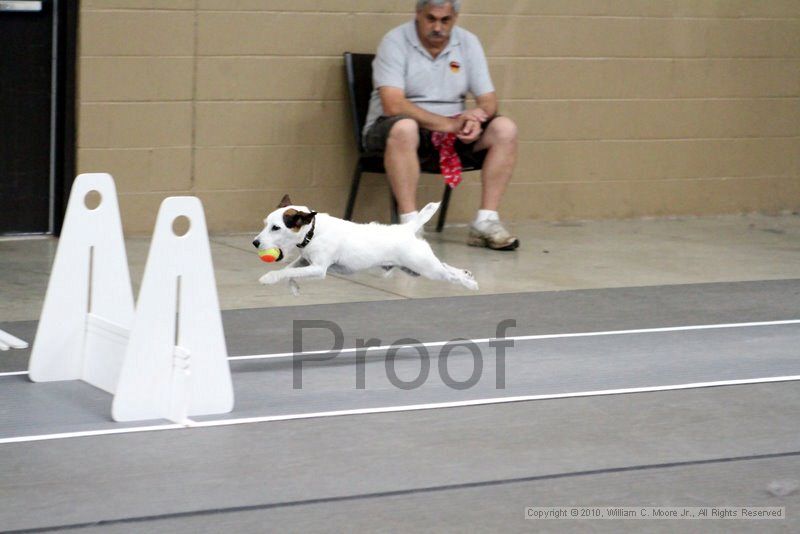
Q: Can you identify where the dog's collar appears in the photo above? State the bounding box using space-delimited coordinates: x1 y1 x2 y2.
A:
296 218 316 249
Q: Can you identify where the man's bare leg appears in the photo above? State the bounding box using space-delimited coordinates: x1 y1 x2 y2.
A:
384 118 421 215
468 116 520 249
472 116 518 211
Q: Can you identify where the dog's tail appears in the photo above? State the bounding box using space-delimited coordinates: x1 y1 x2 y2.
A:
406 202 440 233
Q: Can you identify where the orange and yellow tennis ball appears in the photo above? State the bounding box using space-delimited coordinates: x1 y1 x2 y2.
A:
258 247 281 263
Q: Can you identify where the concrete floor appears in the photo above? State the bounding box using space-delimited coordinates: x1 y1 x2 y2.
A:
1 212 800 532
2 212 800 322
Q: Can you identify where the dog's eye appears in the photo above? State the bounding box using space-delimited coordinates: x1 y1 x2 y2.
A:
270 225 280 231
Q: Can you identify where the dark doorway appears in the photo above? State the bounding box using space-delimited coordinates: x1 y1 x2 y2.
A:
0 0 76 236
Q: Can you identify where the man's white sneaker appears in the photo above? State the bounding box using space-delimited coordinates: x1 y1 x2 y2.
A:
468 219 519 250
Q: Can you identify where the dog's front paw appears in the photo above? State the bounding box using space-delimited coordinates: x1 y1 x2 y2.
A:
259 271 281 285
289 278 301 296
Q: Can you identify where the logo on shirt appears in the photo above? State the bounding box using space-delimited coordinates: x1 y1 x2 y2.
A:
449 61 461 73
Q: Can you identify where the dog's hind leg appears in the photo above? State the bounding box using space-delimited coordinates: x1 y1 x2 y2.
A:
402 252 478 290
441 262 478 290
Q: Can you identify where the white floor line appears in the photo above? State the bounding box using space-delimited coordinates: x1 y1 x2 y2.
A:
2 318 800 378
1 374 799 445
229 318 800 361
0 423 187 444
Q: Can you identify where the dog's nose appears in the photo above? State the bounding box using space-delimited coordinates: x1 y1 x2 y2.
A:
252 239 260 249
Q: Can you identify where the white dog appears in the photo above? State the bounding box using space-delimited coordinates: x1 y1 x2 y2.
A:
253 195 478 292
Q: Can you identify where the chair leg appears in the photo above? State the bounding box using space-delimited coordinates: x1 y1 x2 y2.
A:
390 193 399 224
344 161 362 221
436 185 452 232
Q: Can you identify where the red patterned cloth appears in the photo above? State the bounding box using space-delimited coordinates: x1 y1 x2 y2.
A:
431 121 464 188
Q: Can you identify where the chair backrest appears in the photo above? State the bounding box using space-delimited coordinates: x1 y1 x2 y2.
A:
344 52 376 153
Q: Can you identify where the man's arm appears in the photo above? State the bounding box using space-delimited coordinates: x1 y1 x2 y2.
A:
475 92 498 120
379 86 466 134
462 30 497 123
462 92 498 124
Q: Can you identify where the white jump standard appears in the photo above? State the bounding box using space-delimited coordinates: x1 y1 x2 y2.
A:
26 173 234 424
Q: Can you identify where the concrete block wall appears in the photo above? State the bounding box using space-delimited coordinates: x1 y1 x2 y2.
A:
77 0 800 234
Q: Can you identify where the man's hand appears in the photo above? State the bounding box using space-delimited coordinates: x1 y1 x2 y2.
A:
379 86 493 139
460 107 490 124
457 118 482 143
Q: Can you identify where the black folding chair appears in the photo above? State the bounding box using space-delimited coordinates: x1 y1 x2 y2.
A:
343 52 485 231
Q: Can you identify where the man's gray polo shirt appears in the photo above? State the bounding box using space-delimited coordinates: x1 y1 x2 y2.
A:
363 20 495 140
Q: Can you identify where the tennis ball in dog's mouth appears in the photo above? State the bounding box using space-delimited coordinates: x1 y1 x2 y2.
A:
258 247 281 263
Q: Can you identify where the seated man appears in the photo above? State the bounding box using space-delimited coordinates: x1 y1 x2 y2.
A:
363 0 519 250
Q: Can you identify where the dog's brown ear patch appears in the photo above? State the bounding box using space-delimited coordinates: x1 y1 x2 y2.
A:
277 194 292 208
283 209 317 232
